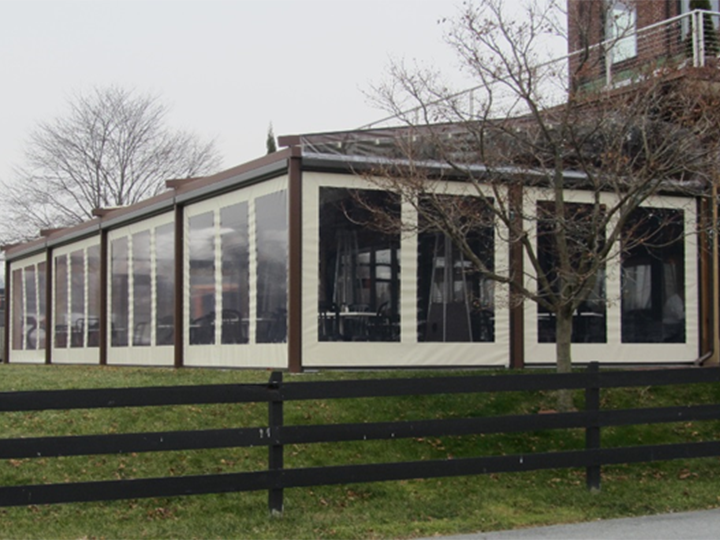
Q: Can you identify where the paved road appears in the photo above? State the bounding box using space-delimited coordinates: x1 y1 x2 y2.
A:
420 508 720 539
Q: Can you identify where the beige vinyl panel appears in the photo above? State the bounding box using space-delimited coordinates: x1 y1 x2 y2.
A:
183 175 288 369
52 236 102 364
8 253 48 364
106 212 175 366
523 187 699 365
302 171 510 368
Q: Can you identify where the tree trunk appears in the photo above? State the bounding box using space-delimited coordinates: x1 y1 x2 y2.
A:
555 308 575 412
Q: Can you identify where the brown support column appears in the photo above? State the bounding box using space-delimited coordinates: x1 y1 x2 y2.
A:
45 249 53 365
509 183 525 369
3 258 10 364
287 148 303 373
697 198 711 360
174 203 184 368
99 229 108 366
714 192 720 365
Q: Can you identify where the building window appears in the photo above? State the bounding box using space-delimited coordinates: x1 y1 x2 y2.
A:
155 223 175 346
220 202 249 344
621 208 685 343
189 212 216 345
417 196 494 343
536 202 607 344
11 269 23 351
318 188 400 342
69 250 85 348
681 0 720 18
606 0 637 63
256 191 288 344
11 261 47 352
86 245 101 347
681 0 720 53
111 238 130 347
36 262 47 350
54 255 68 348
132 231 152 346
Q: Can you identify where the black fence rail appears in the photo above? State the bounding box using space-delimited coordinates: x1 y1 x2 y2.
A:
1 363 720 513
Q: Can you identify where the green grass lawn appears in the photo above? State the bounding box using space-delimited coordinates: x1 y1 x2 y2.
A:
0 364 719 539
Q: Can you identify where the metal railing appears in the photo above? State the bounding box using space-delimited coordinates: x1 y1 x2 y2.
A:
361 10 720 130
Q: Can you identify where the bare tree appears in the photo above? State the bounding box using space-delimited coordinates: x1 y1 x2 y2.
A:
358 0 717 408
1 86 222 242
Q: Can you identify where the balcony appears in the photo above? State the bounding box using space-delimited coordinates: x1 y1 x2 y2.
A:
339 9 720 141
571 9 720 92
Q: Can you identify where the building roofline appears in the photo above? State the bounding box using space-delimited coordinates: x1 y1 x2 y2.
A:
4 148 295 262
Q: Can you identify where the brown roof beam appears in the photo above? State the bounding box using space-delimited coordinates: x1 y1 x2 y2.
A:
166 177 202 190
277 135 301 147
39 228 64 237
92 207 125 218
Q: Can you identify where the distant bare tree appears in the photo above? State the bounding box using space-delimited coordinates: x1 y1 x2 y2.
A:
362 0 718 409
1 86 222 241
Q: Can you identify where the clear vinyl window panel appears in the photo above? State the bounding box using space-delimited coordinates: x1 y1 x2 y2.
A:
536 202 607 344
155 223 175 346
36 262 47 350
109 220 175 350
220 202 249 344
11 269 23 350
417 196 495 343
24 267 37 350
189 212 216 345
70 250 85 348
54 255 68 348
621 208 685 343
318 188 400 342
53 244 101 351
111 237 130 347
11 260 47 352
86 245 101 347
132 231 152 346
256 191 288 344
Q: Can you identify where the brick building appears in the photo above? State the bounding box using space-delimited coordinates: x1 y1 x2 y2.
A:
568 0 720 90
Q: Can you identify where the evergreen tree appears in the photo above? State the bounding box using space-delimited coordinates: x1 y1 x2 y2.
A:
266 123 277 154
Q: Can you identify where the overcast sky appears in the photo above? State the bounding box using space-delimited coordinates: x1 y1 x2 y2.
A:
0 0 480 183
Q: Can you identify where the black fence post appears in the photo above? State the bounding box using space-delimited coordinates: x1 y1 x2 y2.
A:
268 371 284 516
585 361 601 491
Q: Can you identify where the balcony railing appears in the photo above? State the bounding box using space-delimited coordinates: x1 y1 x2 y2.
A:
574 9 720 91
359 10 720 131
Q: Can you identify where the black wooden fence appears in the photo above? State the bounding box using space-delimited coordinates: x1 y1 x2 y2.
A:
1 362 720 513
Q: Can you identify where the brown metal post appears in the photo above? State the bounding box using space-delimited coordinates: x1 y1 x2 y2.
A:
287 149 303 373
697 198 712 362
99 230 108 366
267 371 284 515
174 203 184 368
3 258 10 364
585 361 601 491
45 250 53 365
509 183 525 369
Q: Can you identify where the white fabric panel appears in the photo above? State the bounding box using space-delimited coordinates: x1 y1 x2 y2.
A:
301 171 510 368
523 189 699 365
183 175 289 368
8 253 47 364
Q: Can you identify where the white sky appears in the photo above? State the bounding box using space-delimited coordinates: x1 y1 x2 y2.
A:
0 0 477 183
